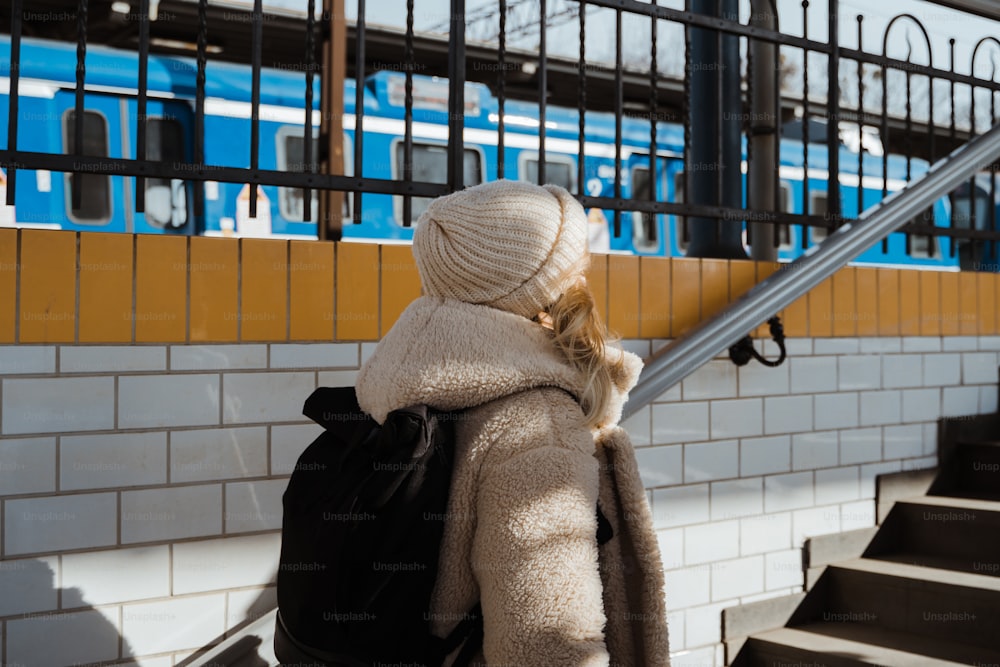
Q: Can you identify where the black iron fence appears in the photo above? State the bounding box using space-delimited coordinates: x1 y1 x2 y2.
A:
1 0 1000 263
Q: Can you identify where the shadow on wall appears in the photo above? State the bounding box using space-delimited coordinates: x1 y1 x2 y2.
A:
2 559 133 667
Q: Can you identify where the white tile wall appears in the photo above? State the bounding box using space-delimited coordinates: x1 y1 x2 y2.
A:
635 444 683 488
838 356 881 390
61 432 168 490
652 484 710 529
764 396 813 434
814 466 861 506
791 431 839 471
0 556 59 616
227 586 277 631
859 337 901 354
317 369 360 388
903 338 940 353
119 374 221 429
0 346 56 374
840 499 876 530
791 506 841 547
222 372 317 424
883 424 924 460
170 345 268 370
5 493 117 555
839 427 883 465
942 336 978 352
684 520 739 565
121 485 222 543
813 392 859 430
980 336 1000 351
652 402 710 445
924 354 962 386
122 593 226 657
711 555 764 600
0 437 56 495
682 361 738 400
764 549 803 590
271 423 325 476
62 546 170 605
60 346 166 373
902 388 941 423
2 377 115 434
224 479 287 533
710 477 763 521
657 528 685 570
173 533 280 595
763 472 814 513
941 386 982 417
813 338 859 355
685 601 730 647
737 362 789 397
622 406 653 447
739 435 791 477
860 460 903 499
858 390 902 426
980 385 999 413
962 352 998 384
684 441 739 483
709 399 763 440
739 513 792 556
270 343 359 369
170 427 268 482
881 354 924 389
790 357 838 394
663 566 711 609
7 607 120 666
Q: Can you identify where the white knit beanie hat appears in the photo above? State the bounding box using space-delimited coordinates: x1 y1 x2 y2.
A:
412 179 589 319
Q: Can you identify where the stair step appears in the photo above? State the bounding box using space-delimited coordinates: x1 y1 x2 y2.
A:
866 495 1000 565
933 441 1000 500
872 551 1000 577
741 622 1000 667
815 558 1000 650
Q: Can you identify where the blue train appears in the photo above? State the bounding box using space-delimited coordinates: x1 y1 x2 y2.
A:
0 34 996 270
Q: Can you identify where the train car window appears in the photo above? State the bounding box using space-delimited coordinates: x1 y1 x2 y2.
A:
63 110 112 224
777 182 793 249
144 119 187 228
631 166 659 252
519 154 575 192
394 142 482 224
950 189 990 230
276 127 344 222
809 191 828 244
908 208 938 258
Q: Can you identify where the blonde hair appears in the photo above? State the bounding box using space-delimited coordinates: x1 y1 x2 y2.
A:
543 274 625 430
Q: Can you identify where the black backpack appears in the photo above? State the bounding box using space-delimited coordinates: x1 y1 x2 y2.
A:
274 386 483 667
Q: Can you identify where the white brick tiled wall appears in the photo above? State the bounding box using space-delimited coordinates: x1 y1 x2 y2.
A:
119 374 221 429
60 346 167 374
3 377 115 434
61 432 168 490
170 427 268 482
0 437 56 495
222 371 317 424
121 485 223 543
709 398 763 439
5 493 117 555
684 441 739 483
172 533 280 595
62 546 170 605
224 479 286 533
0 337 994 667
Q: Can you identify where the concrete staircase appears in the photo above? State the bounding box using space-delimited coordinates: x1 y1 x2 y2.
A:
731 414 1000 667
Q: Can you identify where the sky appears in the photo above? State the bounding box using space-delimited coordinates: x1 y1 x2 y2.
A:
238 0 1000 127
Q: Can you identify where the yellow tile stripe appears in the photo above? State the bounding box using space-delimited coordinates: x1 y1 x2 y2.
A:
1 230 998 344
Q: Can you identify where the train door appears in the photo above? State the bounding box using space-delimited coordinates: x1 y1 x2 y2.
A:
627 154 678 256
54 91 128 232
121 97 196 235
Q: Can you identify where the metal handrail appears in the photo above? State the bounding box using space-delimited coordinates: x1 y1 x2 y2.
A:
622 122 1000 420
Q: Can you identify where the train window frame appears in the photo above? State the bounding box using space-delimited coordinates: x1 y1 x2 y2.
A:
630 164 660 253
516 152 577 193
275 126 352 223
61 108 113 225
143 116 188 229
673 170 689 254
776 181 794 250
809 190 829 244
389 138 485 227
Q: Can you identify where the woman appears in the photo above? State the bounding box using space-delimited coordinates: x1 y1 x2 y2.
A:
356 180 669 666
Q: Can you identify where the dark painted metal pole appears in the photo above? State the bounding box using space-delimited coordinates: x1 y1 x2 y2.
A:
687 0 747 258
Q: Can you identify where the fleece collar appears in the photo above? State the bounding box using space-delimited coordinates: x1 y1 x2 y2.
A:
355 296 642 429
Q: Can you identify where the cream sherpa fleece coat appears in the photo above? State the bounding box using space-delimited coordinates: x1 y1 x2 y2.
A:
356 296 670 667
